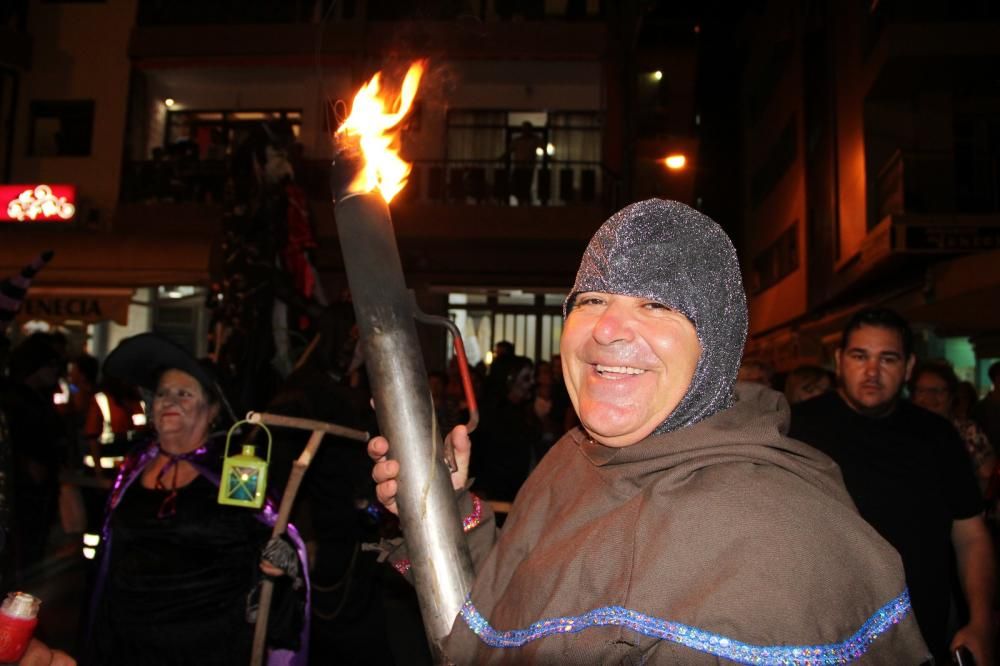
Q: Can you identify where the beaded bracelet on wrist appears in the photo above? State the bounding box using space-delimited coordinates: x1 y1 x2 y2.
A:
393 494 483 577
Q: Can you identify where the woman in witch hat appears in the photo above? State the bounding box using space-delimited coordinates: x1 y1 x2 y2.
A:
85 333 308 666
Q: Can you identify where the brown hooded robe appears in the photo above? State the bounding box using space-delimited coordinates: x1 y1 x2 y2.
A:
437 384 929 664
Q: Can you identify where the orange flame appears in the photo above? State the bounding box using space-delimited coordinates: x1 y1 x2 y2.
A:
336 60 426 203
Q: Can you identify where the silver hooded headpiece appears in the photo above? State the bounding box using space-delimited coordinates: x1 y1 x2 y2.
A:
565 199 748 433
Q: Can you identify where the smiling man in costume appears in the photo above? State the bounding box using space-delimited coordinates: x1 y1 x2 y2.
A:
370 199 929 664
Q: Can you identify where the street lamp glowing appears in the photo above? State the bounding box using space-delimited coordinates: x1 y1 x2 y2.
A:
164 98 175 107
664 154 687 170
653 71 663 81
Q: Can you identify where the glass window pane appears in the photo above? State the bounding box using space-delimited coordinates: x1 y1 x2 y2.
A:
541 315 552 361
157 285 199 300
515 314 526 355
552 316 563 357
30 100 94 156
476 313 492 366
448 293 488 305
448 110 506 127
31 117 61 156
549 112 601 128
230 112 269 121
443 290 563 368
508 111 548 128
447 126 505 161
526 314 537 361
497 290 534 305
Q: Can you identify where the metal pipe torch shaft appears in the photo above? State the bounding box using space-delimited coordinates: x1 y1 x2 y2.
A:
333 191 474 656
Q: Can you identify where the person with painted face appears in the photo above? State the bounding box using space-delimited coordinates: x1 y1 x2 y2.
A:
84 334 308 666
470 355 542 503
370 200 928 663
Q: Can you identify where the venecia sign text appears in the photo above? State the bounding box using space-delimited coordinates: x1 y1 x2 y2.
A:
0 184 76 223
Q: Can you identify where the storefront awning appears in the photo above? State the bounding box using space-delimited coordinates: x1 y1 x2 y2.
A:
17 287 135 326
0 230 213 287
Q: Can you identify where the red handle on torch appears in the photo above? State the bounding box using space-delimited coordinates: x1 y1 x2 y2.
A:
450 331 479 434
411 303 479 435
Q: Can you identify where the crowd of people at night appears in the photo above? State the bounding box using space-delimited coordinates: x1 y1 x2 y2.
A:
1 199 1000 664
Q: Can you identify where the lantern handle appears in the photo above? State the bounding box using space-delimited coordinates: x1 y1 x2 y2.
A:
224 419 273 465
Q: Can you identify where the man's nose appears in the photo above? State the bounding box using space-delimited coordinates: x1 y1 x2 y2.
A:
863 358 880 376
592 303 635 345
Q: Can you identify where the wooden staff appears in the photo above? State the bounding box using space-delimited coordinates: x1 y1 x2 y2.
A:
292 333 322 372
247 410 365 666
249 411 369 442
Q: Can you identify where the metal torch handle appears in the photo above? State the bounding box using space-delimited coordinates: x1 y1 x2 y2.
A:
410 306 480 434
333 192 474 660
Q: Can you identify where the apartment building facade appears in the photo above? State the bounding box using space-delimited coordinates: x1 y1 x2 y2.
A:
1 0 701 368
740 0 1000 388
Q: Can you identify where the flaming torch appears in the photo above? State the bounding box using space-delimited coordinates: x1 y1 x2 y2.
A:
330 61 474 659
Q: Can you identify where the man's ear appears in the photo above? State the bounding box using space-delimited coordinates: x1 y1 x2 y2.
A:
904 354 916 381
833 348 843 378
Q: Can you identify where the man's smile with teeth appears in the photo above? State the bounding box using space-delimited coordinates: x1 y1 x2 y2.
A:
562 291 701 447
595 364 645 376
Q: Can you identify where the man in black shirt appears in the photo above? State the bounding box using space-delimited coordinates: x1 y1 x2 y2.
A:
790 308 994 665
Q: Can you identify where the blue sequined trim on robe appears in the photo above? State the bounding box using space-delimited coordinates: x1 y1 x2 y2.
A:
459 589 911 665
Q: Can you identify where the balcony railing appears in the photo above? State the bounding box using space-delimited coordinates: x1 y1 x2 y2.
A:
119 158 619 208
399 160 618 207
874 150 1000 224
136 0 604 26
137 0 344 26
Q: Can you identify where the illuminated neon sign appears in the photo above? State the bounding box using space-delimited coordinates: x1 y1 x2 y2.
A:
0 184 76 223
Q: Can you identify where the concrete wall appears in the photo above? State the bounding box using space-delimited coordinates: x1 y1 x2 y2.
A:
10 0 137 225
832 2 882 265
741 3 807 335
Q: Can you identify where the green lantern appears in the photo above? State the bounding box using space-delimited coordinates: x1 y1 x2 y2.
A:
217 420 271 509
